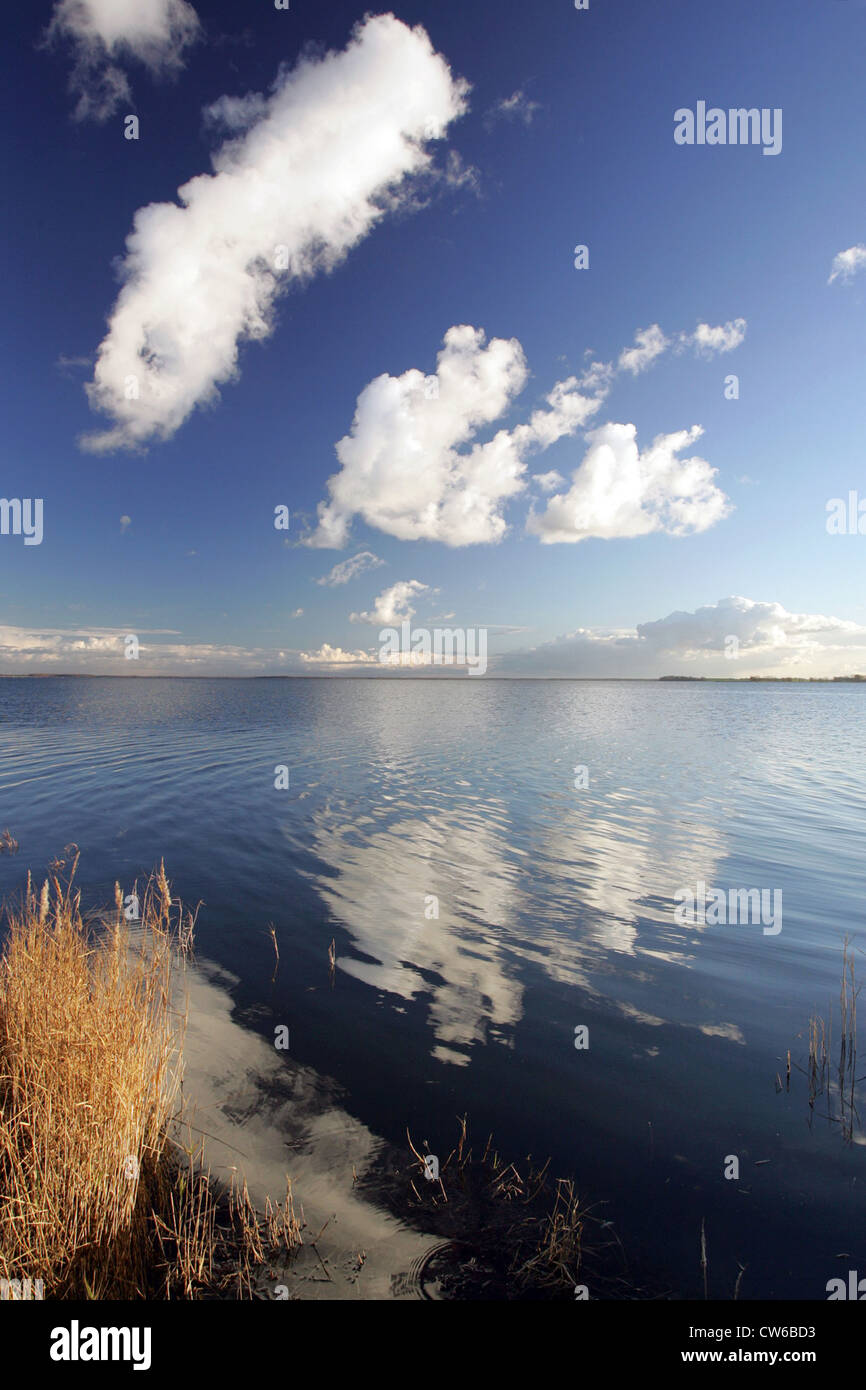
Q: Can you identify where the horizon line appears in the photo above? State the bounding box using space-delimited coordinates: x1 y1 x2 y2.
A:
0 673 863 684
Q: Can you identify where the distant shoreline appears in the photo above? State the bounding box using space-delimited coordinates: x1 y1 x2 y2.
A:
658 674 866 683
0 673 865 684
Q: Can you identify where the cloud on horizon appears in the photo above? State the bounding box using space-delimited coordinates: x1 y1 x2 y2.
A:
5 596 866 679
500 596 866 678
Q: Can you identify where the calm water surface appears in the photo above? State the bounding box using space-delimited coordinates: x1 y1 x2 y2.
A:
1 676 864 1298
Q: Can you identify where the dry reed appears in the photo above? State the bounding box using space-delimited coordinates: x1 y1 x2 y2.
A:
0 855 301 1299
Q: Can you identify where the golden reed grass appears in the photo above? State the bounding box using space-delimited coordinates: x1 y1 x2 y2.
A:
0 852 300 1298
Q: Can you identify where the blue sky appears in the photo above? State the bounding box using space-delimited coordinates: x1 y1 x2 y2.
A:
2 0 866 676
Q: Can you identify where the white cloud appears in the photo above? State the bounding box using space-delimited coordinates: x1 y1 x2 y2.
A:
498 596 866 678
0 626 138 663
686 318 750 355
618 324 670 375
636 595 866 655
7 596 866 679
315 551 385 587
350 580 429 625
306 314 746 551
828 244 866 285
0 623 306 675
618 319 746 374
203 92 268 134
485 90 540 128
80 15 469 452
56 353 93 376
300 644 378 667
48 0 201 122
526 422 731 544
533 470 565 493
307 324 602 548
511 373 602 450
443 149 481 194
684 319 747 356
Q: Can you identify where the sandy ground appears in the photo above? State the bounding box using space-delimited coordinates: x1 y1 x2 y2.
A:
177 957 436 1300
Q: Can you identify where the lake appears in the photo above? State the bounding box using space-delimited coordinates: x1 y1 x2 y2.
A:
1 675 864 1299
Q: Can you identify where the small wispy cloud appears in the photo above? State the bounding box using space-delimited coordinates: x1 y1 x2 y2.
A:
315 552 385 587
46 0 202 123
444 149 481 195
57 353 94 377
685 319 747 356
533 471 566 494
828 244 866 285
618 324 670 375
484 89 541 130
617 319 747 374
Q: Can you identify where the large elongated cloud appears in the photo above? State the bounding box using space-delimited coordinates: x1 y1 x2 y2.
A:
526 422 730 544
80 15 469 452
48 0 201 122
307 318 744 549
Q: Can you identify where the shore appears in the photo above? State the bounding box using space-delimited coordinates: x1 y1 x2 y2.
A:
1 858 607 1300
